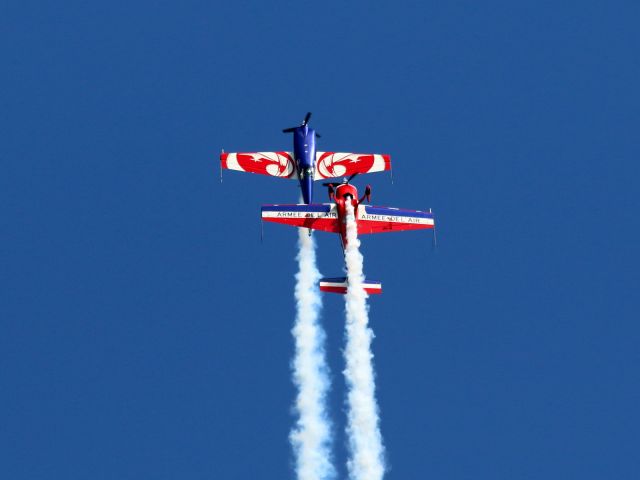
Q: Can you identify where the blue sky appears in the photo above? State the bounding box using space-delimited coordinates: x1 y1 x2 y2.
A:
2 1 639 478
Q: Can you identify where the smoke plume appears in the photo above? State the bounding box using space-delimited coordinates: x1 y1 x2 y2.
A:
343 201 386 480
290 228 335 480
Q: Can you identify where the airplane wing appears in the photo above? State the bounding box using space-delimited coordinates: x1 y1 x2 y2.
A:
261 204 340 233
357 205 434 234
220 152 297 179
314 152 391 180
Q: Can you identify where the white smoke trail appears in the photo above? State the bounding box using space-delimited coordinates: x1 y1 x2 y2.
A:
290 228 335 480
343 201 386 480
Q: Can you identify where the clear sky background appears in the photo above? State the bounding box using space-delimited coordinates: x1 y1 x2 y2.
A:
2 1 639 479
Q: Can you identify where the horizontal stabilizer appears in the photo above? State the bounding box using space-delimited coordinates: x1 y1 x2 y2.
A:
319 277 382 295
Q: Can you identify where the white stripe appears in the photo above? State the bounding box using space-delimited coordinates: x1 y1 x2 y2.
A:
225 153 244 172
263 206 337 220
371 154 386 173
262 211 337 219
359 209 435 225
320 281 381 289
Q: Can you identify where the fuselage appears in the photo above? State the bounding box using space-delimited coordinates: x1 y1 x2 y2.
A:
333 183 360 249
292 125 317 204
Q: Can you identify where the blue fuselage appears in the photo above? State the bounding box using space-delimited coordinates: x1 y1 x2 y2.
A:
292 125 316 204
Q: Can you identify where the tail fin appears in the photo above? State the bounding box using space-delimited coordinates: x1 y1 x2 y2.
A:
319 277 382 295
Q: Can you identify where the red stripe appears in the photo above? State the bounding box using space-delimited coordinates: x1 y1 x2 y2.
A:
319 286 347 294
364 286 382 294
382 154 391 170
262 216 340 233
319 285 382 295
358 219 433 234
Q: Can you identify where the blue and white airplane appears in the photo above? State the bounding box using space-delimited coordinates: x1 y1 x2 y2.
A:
220 112 391 203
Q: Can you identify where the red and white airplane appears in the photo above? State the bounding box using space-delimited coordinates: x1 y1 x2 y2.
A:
261 179 435 294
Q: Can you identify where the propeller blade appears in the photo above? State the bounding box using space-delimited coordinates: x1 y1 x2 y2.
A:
284 112 313 132
347 173 359 183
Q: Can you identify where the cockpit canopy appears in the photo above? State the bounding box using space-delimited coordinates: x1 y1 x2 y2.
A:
302 166 314 179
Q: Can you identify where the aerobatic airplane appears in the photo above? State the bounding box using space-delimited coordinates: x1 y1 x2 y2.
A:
261 179 435 294
220 112 391 204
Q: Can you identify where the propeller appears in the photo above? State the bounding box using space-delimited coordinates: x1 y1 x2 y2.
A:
322 176 371 203
322 173 358 187
283 112 313 133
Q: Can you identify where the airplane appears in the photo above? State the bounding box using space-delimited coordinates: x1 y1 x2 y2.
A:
260 179 435 294
220 112 392 204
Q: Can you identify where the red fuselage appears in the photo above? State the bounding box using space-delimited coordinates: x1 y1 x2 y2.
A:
332 183 360 249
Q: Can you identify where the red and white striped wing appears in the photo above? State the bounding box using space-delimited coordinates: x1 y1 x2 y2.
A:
358 205 435 234
314 152 391 180
220 152 296 179
261 204 340 233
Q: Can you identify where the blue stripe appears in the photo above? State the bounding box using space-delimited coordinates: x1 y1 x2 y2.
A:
364 206 433 219
320 277 347 283
320 277 381 284
262 204 332 213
